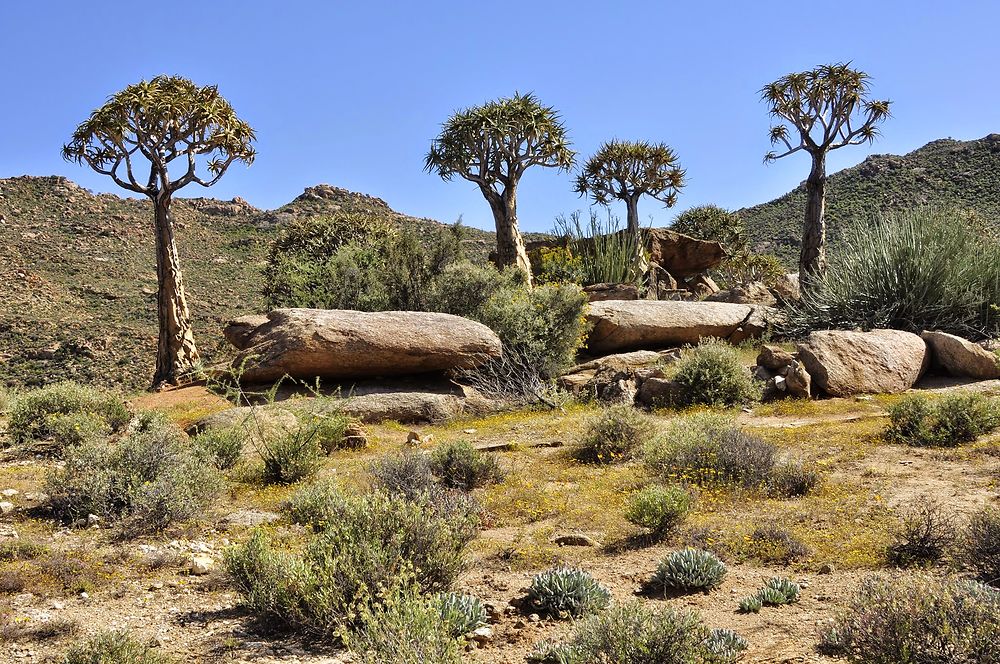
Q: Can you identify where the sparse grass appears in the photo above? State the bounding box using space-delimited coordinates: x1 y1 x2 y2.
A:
0 615 78 643
63 630 175 664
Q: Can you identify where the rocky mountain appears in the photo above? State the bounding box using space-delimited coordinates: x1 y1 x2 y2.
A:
739 134 1000 262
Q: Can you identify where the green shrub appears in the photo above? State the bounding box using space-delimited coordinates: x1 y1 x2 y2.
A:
577 403 656 464
432 591 488 636
194 426 245 470
670 342 759 408
226 490 479 636
651 548 727 593
63 630 174 664
624 484 693 539
46 413 220 537
820 575 1000 663
767 461 820 497
644 415 777 491
885 393 1000 447
887 501 956 567
556 600 739 664
717 251 786 289
430 441 504 491
962 507 1000 585
536 245 586 285
671 205 746 249
527 567 611 619
368 450 436 500
285 478 348 531
7 382 129 448
252 409 346 484
346 577 463 664
786 207 1000 339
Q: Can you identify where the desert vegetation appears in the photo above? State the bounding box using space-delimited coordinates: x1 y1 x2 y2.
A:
2 47 1000 664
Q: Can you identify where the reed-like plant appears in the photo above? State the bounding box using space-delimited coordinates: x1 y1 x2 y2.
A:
552 210 647 286
786 207 1000 339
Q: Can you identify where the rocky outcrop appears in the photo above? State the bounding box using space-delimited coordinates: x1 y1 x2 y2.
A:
583 283 639 302
645 228 727 277
796 330 929 397
585 300 773 354
224 308 502 383
921 331 1000 379
708 282 778 307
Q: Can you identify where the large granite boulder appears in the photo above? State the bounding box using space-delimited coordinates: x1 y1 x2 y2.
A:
921 330 1000 379
224 309 502 383
796 330 929 397
585 300 773 354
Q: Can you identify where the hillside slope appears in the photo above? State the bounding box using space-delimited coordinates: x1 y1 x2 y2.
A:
740 133 1000 262
0 178 505 390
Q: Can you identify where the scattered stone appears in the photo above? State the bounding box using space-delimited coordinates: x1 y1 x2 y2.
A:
585 300 774 353
757 345 796 372
686 273 720 298
796 329 929 397
1 489 19 498
552 533 599 547
921 330 1000 379
462 429 478 435
187 555 214 576
86 514 101 527
219 509 281 529
340 422 368 449
0 501 14 515
471 626 493 644
406 431 433 446
708 281 777 306
818 562 836 575
225 308 503 382
528 613 541 623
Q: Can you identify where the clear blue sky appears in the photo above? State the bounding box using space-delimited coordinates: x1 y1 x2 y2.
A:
1 1 996 233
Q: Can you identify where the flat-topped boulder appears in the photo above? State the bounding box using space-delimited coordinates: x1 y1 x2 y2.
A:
224 308 502 383
921 330 1000 379
585 300 773 354
796 329 929 397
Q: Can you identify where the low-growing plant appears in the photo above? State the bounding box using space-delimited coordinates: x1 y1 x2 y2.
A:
432 591 488 636
887 501 956 568
624 484 693 539
767 461 820 497
285 478 348 531
739 577 800 613
430 441 504 491
527 567 611 618
552 600 742 664
45 413 220 537
368 450 436 500
670 342 759 408
577 403 656 464
644 415 777 491
960 507 1000 585
63 630 175 664
7 382 130 449
651 548 727 593
703 628 749 664
820 574 1000 663
885 393 1000 447
226 490 479 636
740 526 810 565
347 577 463 664
194 426 246 470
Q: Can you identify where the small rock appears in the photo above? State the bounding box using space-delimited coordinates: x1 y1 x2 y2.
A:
552 533 599 547
188 555 214 575
51 600 65 610
87 514 101 527
528 613 541 623
514 620 527 629
818 562 836 575
471 626 493 644
149 582 164 591
406 431 433 446
1 489 19 498
0 502 15 515
463 429 478 435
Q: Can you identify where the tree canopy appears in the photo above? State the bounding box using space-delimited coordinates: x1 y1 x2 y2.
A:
62 75 256 197
574 139 685 208
762 63 891 163
424 92 575 190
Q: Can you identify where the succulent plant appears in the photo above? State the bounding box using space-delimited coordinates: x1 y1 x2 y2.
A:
526 639 577 664
763 576 800 604
738 594 763 614
527 566 611 618
433 591 488 637
738 576 800 613
652 548 727 593
703 628 749 663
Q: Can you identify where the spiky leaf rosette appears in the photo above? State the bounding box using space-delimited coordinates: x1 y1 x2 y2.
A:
761 62 891 163
424 92 575 189
63 75 255 195
575 139 685 207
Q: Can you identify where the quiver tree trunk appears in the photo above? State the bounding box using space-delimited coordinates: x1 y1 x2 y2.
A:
799 153 828 289
625 195 649 280
487 188 533 285
151 193 200 387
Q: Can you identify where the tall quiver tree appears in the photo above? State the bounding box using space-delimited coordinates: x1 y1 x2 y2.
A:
425 93 575 283
63 76 255 388
575 140 685 273
762 63 890 286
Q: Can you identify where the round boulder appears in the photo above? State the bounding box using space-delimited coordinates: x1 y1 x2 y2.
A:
796 329 929 397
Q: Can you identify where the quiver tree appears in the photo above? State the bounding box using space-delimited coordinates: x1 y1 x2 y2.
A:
63 75 255 387
763 63 890 285
575 140 685 273
425 92 575 282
